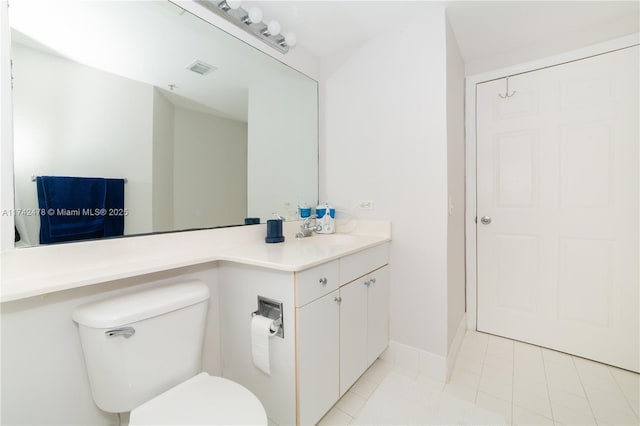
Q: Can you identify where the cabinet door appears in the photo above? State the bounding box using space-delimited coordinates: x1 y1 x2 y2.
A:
297 289 340 426
367 265 390 365
339 278 368 396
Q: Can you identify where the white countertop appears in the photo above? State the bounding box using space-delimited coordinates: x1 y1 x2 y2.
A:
0 220 391 303
219 233 388 271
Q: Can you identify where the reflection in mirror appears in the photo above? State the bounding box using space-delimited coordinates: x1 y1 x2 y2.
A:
10 0 318 247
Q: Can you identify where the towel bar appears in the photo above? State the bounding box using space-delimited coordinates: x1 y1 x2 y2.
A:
31 175 128 183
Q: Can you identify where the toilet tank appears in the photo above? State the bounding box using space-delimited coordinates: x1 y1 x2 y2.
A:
72 281 210 414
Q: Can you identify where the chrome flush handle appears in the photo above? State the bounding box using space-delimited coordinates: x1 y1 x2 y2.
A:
105 327 136 338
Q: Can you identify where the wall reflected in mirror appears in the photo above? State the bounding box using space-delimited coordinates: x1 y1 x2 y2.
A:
10 0 318 247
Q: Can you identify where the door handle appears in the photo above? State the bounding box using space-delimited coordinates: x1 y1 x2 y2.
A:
480 216 492 225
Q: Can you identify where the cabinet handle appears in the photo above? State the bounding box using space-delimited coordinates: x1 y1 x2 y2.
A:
364 280 371 287
334 296 342 304
370 277 377 284
319 277 328 285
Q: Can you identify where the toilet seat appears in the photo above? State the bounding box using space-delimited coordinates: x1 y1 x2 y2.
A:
129 373 267 425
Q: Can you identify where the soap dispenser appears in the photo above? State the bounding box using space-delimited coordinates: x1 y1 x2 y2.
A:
316 203 335 234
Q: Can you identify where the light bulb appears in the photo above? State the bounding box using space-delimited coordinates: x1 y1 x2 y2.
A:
267 20 281 36
226 0 241 9
247 7 263 24
284 32 297 47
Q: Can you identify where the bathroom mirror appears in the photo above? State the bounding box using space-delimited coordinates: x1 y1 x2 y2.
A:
9 0 318 247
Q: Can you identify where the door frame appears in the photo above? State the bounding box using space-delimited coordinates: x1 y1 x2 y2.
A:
464 33 640 331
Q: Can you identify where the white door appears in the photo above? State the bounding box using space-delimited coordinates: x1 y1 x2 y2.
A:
476 46 639 372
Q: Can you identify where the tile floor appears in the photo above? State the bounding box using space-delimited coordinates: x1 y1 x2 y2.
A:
317 331 640 425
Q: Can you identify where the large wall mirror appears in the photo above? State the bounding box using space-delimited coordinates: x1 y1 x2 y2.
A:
9 0 318 247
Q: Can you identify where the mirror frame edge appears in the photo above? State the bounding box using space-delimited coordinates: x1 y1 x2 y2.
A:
1 0 15 251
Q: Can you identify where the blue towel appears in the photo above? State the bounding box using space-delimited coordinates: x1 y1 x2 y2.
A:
36 176 125 244
103 178 125 237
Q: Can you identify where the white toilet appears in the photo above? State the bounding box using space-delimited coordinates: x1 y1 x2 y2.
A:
72 280 267 425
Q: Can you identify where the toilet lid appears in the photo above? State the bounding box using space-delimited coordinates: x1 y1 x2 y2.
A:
129 373 268 425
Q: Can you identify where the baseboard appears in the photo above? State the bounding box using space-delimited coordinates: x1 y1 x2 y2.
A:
380 340 447 383
380 314 468 384
446 314 467 382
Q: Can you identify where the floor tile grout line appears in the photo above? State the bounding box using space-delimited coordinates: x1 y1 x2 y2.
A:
540 345 558 425
474 332 490 406
571 355 599 425
335 406 354 426
606 365 640 422
510 340 515 426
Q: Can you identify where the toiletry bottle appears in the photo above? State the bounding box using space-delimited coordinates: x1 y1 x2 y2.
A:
298 203 311 219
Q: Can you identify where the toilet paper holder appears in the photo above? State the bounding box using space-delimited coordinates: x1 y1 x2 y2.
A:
252 296 284 338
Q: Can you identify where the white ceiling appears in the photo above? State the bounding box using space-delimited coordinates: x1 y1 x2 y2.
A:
245 1 445 58
250 1 640 64
446 1 639 63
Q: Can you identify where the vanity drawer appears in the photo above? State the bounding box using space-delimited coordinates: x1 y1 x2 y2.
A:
295 260 339 307
340 243 389 285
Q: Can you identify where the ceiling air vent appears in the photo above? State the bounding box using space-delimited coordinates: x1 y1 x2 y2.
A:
187 60 216 75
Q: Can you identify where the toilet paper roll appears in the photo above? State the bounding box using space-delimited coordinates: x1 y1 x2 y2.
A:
251 315 277 375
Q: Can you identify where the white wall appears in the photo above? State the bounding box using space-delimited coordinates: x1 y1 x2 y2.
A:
152 89 175 233
0 265 222 426
173 107 247 229
321 10 450 357
247 78 318 221
11 44 154 244
445 18 466 352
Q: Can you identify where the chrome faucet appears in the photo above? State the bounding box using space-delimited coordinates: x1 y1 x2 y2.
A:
296 215 322 238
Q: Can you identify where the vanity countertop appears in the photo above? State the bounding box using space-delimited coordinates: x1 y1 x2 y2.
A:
0 220 391 303
219 233 387 271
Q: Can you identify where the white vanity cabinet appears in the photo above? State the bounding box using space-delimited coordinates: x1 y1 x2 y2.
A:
296 244 389 425
219 242 389 426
